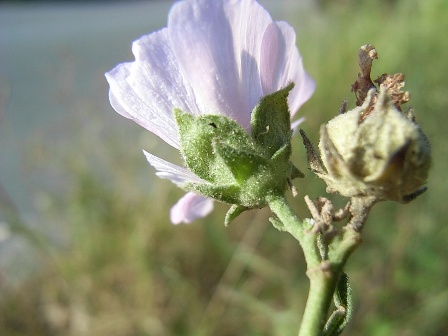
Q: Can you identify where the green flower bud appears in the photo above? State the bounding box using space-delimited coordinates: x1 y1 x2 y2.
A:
175 84 304 223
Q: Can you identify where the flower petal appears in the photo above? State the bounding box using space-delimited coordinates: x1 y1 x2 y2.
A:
259 22 286 94
106 29 204 149
130 29 203 118
168 0 273 130
107 62 182 148
143 150 206 186
259 21 315 117
276 22 315 115
170 192 214 224
224 0 275 123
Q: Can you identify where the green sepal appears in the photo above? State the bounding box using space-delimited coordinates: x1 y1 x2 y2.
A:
174 109 254 184
251 83 294 158
271 140 292 163
186 182 241 205
213 140 267 184
269 216 286 231
291 164 305 179
270 142 304 180
224 204 248 226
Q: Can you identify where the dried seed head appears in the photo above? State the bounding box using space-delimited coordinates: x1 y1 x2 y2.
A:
303 45 431 203
318 87 430 202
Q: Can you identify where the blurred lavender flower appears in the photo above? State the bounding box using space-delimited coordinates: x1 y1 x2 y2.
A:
106 0 315 224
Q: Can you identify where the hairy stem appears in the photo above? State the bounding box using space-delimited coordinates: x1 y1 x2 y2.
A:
267 194 320 267
299 268 340 336
267 194 362 336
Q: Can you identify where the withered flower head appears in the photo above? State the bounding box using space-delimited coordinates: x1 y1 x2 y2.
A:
301 45 431 203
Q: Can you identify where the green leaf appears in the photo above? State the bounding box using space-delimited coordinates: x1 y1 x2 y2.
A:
323 272 353 336
251 83 294 158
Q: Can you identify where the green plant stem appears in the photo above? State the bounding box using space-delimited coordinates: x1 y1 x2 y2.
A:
267 194 361 336
299 270 340 336
266 194 320 267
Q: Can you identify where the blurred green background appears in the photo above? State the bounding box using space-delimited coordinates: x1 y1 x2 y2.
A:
0 0 447 335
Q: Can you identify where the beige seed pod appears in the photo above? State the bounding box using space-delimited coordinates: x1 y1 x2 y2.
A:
315 87 430 202
301 45 430 203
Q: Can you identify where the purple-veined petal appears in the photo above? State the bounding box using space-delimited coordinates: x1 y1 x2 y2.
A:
168 0 273 131
143 150 206 186
223 0 274 125
276 22 315 115
170 192 214 224
107 29 205 149
107 63 181 148
130 29 203 119
260 21 315 117
259 22 286 95
107 0 314 142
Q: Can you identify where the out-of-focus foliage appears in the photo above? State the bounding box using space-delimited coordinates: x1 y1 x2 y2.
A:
0 0 447 335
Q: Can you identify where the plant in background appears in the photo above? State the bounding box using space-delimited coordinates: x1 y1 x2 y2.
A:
106 0 431 335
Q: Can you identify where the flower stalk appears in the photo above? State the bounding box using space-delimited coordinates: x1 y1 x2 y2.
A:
268 194 363 336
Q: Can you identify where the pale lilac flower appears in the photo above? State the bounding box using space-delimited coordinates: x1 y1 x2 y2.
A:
106 0 315 224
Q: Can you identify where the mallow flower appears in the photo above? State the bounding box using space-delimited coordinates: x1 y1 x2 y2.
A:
106 0 315 224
